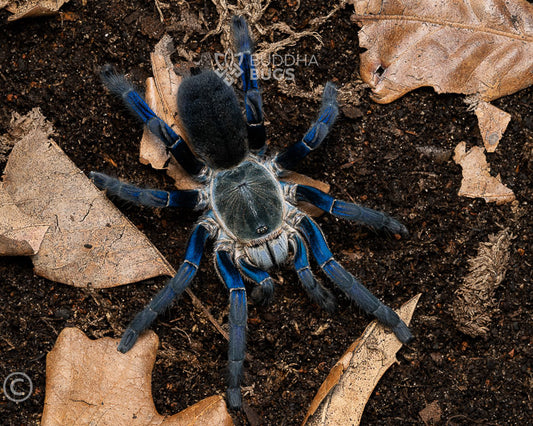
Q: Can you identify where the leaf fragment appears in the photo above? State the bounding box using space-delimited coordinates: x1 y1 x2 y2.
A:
4 0 70 21
419 400 442 425
474 100 511 152
0 186 48 256
303 294 421 425
1 108 174 288
453 141 515 204
41 328 233 425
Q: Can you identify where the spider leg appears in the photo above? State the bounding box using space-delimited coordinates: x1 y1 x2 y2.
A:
89 172 201 209
238 258 274 305
117 223 210 353
275 82 338 170
294 184 408 237
232 16 266 153
297 216 413 344
100 65 205 176
290 234 336 312
216 250 248 410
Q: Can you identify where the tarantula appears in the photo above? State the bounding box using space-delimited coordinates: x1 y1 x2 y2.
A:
90 16 412 409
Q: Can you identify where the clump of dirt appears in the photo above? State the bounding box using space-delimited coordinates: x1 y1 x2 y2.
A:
0 1 531 424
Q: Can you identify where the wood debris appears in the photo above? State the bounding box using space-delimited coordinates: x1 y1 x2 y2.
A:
452 229 513 337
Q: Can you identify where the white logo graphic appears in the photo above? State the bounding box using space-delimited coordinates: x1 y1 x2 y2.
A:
3 372 33 403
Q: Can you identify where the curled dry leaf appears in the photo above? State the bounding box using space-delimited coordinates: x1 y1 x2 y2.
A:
452 229 513 337
453 141 515 204
0 186 48 256
42 327 233 425
350 0 532 148
350 0 533 103
1 108 174 288
140 35 330 214
3 0 69 21
141 35 200 190
303 293 421 426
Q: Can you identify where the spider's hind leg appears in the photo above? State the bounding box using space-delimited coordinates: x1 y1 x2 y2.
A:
89 172 201 209
100 65 204 176
232 16 266 153
297 216 413 344
275 82 338 170
117 223 211 353
290 234 336 313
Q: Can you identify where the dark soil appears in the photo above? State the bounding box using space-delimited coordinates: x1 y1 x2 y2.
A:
0 1 531 425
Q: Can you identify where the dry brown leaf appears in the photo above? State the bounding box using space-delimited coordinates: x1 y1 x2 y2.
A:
0 185 48 256
453 141 515 204
452 229 513 337
1 108 174 288
42 327 233 425
4 0 69 21
141 35 330 215
140 35 200 190
350 0 533 103
350 0 532 149
474 100 512 152
303 293 421 425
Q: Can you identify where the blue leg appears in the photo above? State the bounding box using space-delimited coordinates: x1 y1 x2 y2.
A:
232 16 266 153
238 258 274 305
100 65 204 176
118 223 210 353
297 216 413 344
89 172 201 209
291 235 336 313
216 250 248 410
275 83 339 170
295 184 408 237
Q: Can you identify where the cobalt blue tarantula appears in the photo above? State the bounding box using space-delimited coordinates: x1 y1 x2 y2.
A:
90 16 412 409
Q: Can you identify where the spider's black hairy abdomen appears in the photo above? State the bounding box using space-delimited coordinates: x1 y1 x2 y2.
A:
178 71 248 169
212 161 283 242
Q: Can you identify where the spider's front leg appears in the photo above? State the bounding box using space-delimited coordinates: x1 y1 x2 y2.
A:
232 16 266 153
117 222 211 352
294 184 408 237
297 216 413 344
215 250 248 409
100 65 205 176
275 82 339 170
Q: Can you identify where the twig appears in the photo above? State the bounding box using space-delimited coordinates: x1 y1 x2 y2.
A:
185 287 253 361
185 288 229 341
154 0 165 22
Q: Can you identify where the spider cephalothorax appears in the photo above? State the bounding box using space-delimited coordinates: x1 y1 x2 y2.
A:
90 16 412 409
